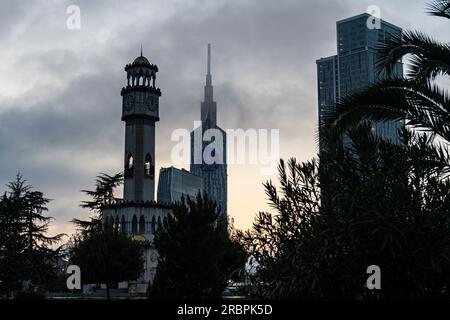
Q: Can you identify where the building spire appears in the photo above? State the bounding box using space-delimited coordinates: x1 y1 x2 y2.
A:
140 44 143 57
202 43 216 126
207 43 211 75
205 43 213 93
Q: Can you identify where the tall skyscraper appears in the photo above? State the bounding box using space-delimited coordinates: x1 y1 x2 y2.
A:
190 44 228 219
317 13 404 146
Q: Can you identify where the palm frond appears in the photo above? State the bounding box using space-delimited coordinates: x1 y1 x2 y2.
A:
376 30 450 82
321 78 450 143
427 0 450 19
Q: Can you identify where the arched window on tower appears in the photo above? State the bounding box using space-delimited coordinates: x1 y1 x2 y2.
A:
104 216 110 229
157 217 162 230
151 216 156 234
125 153 134 178
145 153 154 178
139 215 145 234
120 216 126 233
115 216 119 231
131 215 138 234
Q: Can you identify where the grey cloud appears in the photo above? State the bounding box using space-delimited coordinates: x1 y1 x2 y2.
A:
0 0 434 232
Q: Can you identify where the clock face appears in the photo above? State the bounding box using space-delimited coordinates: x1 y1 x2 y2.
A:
124 94 135 112
146 95 157 112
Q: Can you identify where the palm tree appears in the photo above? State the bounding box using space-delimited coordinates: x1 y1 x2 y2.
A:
322 1 450 142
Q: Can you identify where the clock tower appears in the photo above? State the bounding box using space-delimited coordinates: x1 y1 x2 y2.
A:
121 50 161 202
102 52 170 293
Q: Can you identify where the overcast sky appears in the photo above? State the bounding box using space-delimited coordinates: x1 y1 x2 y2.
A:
0 0 448 237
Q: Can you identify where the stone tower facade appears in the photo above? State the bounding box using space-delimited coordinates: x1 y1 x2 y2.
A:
121 51 161 202
102 52 171 294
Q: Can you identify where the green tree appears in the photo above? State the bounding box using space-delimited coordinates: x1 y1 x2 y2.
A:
0 192 27 299
69 171 142 300
322 1 450 143
241 125 450 299
70 222 144 300
0 175 65 298
72 172 123 237
149 193 247 300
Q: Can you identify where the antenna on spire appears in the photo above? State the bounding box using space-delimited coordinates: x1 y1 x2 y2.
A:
140 44 143 57
207 43 211 75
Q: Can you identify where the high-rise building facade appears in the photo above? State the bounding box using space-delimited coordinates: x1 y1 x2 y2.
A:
190 44 228 219
157 167 203 204
317 13 404 145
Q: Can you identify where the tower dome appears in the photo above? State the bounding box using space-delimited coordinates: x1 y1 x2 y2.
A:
125 47 158 72
132 55 151 67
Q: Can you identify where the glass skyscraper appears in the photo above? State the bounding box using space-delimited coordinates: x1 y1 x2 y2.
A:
317 13 404 146
157 167 203 204
190 44 228 219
